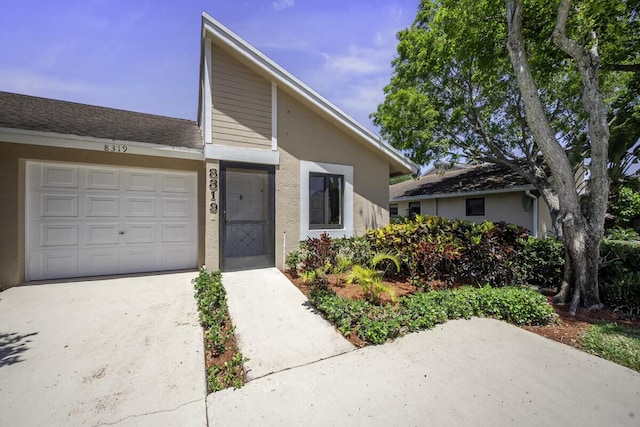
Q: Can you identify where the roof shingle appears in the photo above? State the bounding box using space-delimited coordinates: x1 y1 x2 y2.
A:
0 91 203 149
390 163 533 199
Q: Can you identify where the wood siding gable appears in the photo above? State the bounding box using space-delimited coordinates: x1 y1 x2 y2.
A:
211 44 272 149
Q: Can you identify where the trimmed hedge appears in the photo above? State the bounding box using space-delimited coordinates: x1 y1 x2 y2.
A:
600 241 640 314
516 238 640 313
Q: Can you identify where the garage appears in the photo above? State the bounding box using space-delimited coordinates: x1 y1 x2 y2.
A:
27 161 198 281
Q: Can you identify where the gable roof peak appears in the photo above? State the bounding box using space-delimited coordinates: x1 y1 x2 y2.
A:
199 12 417 175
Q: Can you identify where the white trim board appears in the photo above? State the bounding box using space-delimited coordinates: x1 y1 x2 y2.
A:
300 161 353 240
205 144 280 165
0 127 203 161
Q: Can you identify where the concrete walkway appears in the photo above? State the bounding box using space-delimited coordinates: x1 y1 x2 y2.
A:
0 272 207 427
208 317 640 426
222 268 354 380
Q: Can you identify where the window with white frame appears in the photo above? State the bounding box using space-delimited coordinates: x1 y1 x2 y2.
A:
309 173 344 229
300 161 353 239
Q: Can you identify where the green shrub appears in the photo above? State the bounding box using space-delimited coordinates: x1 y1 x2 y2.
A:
608 186 640 230
601 240 640 272
192 268 246 391
605 227 640 241
356 305 404 344
310 288 369 336
516 237 564 289
285 249 302 275
334 236 374 267
599 264 640 316
310 285 554 345
193 268 226 328
600 240 640 314
365 215 528 287
472 286 555 325
398 293 449 330
207 352 247 392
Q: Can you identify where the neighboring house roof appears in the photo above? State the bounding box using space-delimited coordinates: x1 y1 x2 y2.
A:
199 12 418 176
0 91 203 149
390 163 534 201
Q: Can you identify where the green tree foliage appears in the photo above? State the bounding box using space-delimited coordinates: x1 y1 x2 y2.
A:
609 186 640 229
372 0 639 314
374 0 637 180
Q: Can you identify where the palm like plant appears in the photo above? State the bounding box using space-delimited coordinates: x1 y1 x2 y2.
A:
347 252 401 304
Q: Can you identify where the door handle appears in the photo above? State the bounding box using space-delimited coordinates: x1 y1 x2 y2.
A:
118 231 125 235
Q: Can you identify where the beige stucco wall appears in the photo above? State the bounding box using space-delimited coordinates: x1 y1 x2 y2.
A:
204 159 220 270
538 197 553 238
0 141 205 288
274 89 390 268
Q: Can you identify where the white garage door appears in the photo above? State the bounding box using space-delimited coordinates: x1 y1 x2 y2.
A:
27 161 197 281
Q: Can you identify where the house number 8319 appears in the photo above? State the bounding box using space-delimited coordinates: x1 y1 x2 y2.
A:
104 144 128 153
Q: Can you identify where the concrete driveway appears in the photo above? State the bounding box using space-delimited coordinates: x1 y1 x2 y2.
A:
208 317 640 426
0 271 207 427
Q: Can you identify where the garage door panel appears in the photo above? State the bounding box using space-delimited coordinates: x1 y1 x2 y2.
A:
30 251 79 280
27 162 197 281
86 196 120 217
41 223 78 247
162 174 192 193
82 250 119 275
86 168 120 190
126 223 156 244
41 194 78 217
86 223 119 245
41 164 79 188
161 223 191 243
126 197 156 217
161 198 190 218
125 171 157 192
161 246 194 269
121 248 157 272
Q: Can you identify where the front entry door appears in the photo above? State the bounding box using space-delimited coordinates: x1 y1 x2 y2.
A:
220 162 275 271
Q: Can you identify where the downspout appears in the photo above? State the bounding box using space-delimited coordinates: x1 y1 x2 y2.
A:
525 190 538 237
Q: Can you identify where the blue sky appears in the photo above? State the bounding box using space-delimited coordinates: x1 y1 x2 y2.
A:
0 0 418 133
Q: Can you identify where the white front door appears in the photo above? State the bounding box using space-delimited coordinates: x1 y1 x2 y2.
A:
26 161 197 281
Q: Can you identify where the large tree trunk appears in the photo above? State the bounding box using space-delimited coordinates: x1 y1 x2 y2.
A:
552 0 609 312
560 216 602 314
506 0 607 313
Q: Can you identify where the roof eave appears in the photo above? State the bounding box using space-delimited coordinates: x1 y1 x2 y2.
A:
201 12 418 176
0 127 203 160
391 185 536 202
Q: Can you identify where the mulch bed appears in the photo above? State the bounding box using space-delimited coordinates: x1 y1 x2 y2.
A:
283 270 640 351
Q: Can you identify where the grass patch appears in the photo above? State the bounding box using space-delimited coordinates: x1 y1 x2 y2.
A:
582 322 640 372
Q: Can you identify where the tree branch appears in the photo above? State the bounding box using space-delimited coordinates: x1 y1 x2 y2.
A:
506 0 578 203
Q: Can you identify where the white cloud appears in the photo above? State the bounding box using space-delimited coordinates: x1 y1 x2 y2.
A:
272 0 294 11
322 46 390 75
0 68 124 101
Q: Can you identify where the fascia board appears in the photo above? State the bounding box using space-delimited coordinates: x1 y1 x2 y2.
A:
391 185 536 202
0 127 203 161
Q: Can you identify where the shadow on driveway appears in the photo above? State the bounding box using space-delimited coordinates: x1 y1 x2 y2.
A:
0 332 38 367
